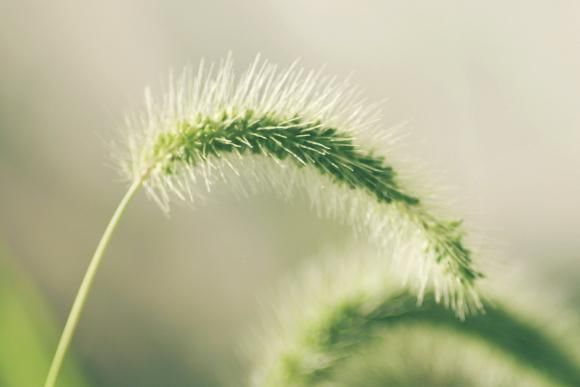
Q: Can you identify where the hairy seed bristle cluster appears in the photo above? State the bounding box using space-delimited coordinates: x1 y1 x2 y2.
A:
118 55 482 315
250 250 580 387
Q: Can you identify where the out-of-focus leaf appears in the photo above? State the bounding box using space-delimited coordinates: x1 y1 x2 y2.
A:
0 244 89 387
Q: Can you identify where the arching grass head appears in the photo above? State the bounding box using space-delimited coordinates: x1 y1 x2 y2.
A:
118 55 483 316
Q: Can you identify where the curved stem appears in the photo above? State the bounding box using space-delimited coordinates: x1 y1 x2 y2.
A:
44 178 143 387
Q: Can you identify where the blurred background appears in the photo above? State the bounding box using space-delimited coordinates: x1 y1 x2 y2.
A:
1 1 579 386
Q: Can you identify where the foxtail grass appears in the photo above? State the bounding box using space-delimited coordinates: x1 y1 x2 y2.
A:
251 250 580 386
45 56 482 386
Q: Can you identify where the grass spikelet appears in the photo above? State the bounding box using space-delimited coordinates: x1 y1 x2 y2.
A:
251 249 580 387
119 55 483 315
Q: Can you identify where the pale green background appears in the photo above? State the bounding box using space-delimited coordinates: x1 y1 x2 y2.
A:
1 1 579 385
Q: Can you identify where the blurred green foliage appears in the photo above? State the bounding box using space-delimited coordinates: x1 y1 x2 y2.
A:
0 244 89 387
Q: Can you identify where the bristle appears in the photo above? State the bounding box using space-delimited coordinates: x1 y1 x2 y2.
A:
248 249 580 387
116 56 482 316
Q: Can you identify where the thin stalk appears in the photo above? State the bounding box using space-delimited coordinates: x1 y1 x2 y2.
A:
44 178 143 387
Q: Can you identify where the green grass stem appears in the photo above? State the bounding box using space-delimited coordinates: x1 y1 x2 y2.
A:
44 178 143 387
